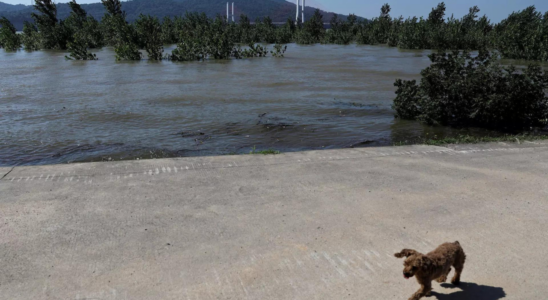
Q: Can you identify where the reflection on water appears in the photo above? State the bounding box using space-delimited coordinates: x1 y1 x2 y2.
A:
0 44 501 166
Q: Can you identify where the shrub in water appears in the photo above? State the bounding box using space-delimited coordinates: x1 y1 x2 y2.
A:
238 43 268 58
275 18 295 44
66 32 97 60
491 6 548 61
135 14 163 60
0 17 20 51
324 14 354 45
31 0 71 50
393 50 548 130
21 21 41 51
270 44 287 58
296 9 325 44
101 0 141 60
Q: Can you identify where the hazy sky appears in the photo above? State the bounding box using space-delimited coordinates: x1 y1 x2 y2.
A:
3 0 548 22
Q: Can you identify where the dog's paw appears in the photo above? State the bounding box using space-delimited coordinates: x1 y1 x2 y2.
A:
451 279 460 285
436 276 447 283
409 293 422 300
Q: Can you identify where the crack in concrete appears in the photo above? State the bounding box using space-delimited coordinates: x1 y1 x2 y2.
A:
1 167 15 181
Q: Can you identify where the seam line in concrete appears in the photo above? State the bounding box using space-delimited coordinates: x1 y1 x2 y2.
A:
1 167 15 181
3 144 547 181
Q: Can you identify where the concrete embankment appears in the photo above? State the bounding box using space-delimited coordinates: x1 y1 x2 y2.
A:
2 142 548 299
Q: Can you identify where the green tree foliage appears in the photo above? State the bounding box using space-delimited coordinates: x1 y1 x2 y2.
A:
393 50 548 130
31 0 57 48
101 0 141 60
113 24 141 61
4 0 294 60
65 0 103 48
80 15 104 49
275 18 295 44
353 2 493 52
296 9 325 44
386 16 402 46
65 1 100 60
167 14 236 61
0 16 20 51
492 6 548 61
66 0 87 28
237 14 257 44
3 2 548 60
65 32 97 60
325 14 354 44
356 4 393 45
270 44 287 57
100 0 124 46
165 13 285 62
21 21 41 50
160 16 176 45
256 16 276 43
31 0 71 49
238 43 268 58
135 14 163 60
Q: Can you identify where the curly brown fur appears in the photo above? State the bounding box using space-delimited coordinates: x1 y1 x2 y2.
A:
394 241 466 300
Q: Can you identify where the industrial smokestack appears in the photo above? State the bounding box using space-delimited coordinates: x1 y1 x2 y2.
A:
295 0 300 25
227 2 229 21
302 0 305 22
232 2 234 22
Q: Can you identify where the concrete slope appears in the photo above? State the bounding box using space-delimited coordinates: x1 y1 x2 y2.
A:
2 142 548 300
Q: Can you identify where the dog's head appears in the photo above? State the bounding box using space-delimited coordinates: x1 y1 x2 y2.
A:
395 249 432 279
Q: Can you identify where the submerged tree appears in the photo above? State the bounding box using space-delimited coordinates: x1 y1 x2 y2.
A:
492 6 548 61
0 17 21 51
356 4 393 45
238 14 257 44
270 44 287 57
135 14 164 60
101 0 124 46
21 21 41 51
393 50 548 130
276 18 296 44
325 14 354 44
256 16 276 43
65 32 98 60
101 0 141 60
160 16 176 45
31 0 70 49
298 9 325 44
238 43 269 58
65 0 99 60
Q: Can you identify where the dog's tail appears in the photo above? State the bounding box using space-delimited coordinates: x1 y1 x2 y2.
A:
454 241 466 264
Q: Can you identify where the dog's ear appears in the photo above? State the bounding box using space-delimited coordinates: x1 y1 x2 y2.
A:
394 249 418 258
419 255 433 271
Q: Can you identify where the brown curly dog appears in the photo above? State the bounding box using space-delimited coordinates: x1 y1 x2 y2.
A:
394 241 466 300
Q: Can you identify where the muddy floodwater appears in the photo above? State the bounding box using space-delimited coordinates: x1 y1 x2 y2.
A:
1 44 500 166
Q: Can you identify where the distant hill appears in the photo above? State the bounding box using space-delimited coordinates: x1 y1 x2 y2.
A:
0 0 361 30
0 1 26 12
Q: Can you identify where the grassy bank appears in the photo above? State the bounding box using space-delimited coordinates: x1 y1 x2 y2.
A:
395 133 548 146
249 147 280 155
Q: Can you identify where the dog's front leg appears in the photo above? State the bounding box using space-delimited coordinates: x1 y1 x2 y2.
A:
409 282 432 300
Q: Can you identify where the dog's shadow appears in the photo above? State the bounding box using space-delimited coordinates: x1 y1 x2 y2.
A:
430 282 506 300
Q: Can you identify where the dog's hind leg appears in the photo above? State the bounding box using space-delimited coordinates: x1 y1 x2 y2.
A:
436 268 451 283
451 265 463 285
451 248 466 285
